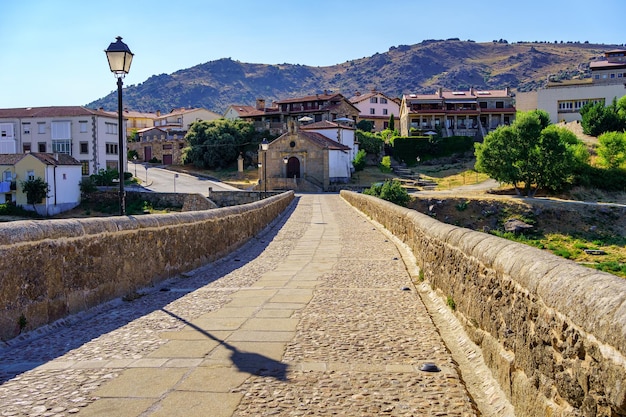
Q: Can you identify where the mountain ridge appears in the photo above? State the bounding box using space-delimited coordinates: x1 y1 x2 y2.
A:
87 39 621 114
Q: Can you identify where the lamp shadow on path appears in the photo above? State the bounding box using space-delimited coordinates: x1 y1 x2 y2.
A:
161 308 289 381
0 197 300 384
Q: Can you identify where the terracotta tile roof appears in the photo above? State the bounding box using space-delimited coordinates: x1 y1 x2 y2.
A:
30 153 81 165
348 91 396 104
301 120 355 130
0 153 81 166
0 106 115 119
228 105 259 116
0 154 26 165
299 131 350 151
404 88 512 101
275 93 342 104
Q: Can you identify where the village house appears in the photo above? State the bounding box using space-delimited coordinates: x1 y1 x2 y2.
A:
231 92 360 136
0 152 82 215
349 90 401 132
0 106 127 176
516 49 626 123
126 107 220 165
399 87 516 138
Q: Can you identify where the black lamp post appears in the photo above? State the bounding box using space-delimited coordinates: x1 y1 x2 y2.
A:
105 36 134 215
260 138 269 198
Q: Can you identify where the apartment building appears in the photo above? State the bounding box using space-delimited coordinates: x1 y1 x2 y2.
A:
517 49 626 123
0 106 126 176
399 87 516 137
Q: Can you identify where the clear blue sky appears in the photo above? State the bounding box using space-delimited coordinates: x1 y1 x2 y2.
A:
1 0 623 109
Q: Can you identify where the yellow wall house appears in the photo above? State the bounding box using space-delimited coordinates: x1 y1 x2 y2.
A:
0 153 82 216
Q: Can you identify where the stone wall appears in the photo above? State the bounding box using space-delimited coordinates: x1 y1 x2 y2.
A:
0 192 294 342
96 190 218 211
207 190 282 208
341 190 626 417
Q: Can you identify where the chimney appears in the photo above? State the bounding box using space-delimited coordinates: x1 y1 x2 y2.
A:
438 87 443 97
470 86 474 96
324 90 328 95
505 87 510 96
156 110 161 116
355 91 361 96
256 98 266 110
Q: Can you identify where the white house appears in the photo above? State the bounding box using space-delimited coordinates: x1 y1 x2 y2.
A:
0 153 82 215
349 90 401 132
0 106 126 176
152 107 222 131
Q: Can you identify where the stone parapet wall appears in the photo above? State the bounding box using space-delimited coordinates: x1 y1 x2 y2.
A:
0 191 294 342
207 190 282 207
341 190 626 417
95 190 218 211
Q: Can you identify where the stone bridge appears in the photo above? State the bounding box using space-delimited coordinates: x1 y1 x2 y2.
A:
0 192 624 416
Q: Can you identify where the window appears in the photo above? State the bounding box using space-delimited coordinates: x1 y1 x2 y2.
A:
105 160 118 171
81 161 90 175
52 140 71 154
23 143 31 152
370 97 378 103
22 123 30 134
380 98 388 104
106 143 119 155
38 123 45 134
370 108 375 115
27 170 35 181
79 121 88 133
51 121 71 139
495 101 504 109
383 109 388 115
80 142 89 154
3 171 12 181
38 142 46 152
105 122 117 134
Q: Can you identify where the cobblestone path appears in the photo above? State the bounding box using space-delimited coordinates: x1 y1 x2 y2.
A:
0 194 488 416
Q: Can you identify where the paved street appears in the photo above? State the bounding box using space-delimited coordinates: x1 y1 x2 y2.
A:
128 163 240 193
0 194 507 416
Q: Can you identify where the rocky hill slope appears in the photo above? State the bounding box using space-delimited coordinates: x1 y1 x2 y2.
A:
87 39 619 114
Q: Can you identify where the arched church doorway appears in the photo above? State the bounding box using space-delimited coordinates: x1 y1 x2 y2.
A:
286 157 300 178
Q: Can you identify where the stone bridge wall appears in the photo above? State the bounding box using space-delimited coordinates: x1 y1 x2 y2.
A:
341 190 626 417
0 192 294 342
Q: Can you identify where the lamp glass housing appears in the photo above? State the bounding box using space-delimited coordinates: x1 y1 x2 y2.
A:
105 36 134 75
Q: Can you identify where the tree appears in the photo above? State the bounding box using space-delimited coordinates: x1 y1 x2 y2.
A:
475 110 577 196
355 130 383 155
597 131 626 169
580 99 626 136
388 114 395 131
21 177 49 212
183 119 256 169
356 120 374 132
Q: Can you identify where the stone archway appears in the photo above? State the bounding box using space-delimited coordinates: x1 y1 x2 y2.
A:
286 156 300 179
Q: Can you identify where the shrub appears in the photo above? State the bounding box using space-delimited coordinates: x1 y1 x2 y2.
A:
363 180 410 207
380 156 392 173
352 149 367 172
90 168 118 186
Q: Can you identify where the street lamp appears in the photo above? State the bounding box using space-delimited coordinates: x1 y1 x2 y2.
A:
260 138 269 198
133 155 138 177
105 36 134 215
